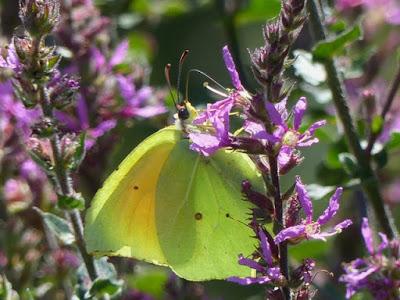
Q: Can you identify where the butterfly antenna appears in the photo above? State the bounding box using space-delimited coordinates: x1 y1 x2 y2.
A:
177 50 189 104
164 63 178 107
185 69 227 100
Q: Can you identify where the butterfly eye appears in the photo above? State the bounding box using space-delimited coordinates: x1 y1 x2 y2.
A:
178 107 190 120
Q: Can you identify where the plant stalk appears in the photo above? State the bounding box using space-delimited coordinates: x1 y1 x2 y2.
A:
306 0 398 239
39 86 98 281
365 64 400 156
268 154 290 299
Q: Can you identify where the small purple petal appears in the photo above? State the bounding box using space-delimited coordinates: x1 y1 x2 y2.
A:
265 101 284 126
90 119 117 139
222 45 242 90
378 233 389 253
295 176 313 222
258 229 273 266
293 97 307 130
308 120 327 135
228 276 271 285
128 106 167 118
297 137 319 147
189 133 222 156
317 187 343 225
266 267 282 281
55 111 80 131
117 75 136 101
77 96 89 129
361 217 374 254
312 219 352 240
109 40 129 67
243 120 280 143
274 224 306 244
90 47 106 72
238 255 264 272
278 146 292 168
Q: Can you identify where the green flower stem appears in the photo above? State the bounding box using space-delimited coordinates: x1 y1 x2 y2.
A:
39 85 99 282
365 64 400 156
307 0 398 239
268 153 290 300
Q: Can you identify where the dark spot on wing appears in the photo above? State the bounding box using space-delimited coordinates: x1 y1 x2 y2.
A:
225 213 231 218
134 185 139 190
194 212 203 220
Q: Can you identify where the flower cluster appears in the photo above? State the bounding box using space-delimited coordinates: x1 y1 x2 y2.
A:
184 0 354 296
55 0 166 152
340 218 400 299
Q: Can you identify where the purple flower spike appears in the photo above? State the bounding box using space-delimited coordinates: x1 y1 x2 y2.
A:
275 178 352 244
228 227 284 286
340 218 399 299
222 45 243 90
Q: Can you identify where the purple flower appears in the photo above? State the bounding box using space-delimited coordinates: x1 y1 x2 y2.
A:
340 218 400 299
56 95 116 150
117 75 166 118
189 46 250 156
250 97 326 148
0 82 40 136
91 40 129 73
228 228 285 286
274 176 352 244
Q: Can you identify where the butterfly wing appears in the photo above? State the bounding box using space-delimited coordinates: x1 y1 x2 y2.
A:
156 139 265 280
84 127 181 266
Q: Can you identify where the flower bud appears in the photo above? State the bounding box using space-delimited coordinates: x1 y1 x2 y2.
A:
31 117 58 137
19 0 60 36
50 75 79 109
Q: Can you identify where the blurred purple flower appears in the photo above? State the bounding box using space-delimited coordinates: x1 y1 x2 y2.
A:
274 176 352 244
117 75 167 118
53 249 80 270
337 0 400 24
3 178 33 210
228 228 285 286
56 95 116 150
340 218 400 299
0 82 40 136
91 40 129 73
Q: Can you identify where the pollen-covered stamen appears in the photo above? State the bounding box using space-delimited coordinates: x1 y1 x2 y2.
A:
282 130 299 147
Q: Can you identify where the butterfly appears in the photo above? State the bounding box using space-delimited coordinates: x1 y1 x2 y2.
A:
84 51 265 281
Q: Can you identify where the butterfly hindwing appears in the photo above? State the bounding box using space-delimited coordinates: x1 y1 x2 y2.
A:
156 139 265 280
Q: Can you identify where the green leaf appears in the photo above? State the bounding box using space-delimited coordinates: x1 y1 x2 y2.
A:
386 132 400 150
28 149 54 175
338 152 359 177
69 132 86 171
88 279 123 298
236 0 281 24
34 208 75 245
57 193 85 211
313 24 363 60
